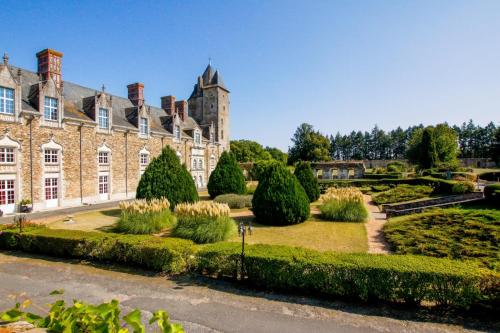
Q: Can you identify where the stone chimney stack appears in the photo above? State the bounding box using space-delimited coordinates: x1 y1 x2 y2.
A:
175 100 188 121
127 82 144 107
161 95 176 115
36 48 63 88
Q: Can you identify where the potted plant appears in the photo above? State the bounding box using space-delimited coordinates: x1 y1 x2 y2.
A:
19 198 32 213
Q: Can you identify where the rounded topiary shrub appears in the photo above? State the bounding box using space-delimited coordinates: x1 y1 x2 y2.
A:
207 151 246 198
136 146 198 207
293 161 320 202
252 162 310 225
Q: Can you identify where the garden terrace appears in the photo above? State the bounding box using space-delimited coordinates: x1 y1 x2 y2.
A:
311 161 366 179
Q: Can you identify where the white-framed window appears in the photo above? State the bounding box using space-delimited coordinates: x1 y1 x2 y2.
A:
44 97 58 121
140 153 149 166
98 151 109 164
193 159 197 170
175 125 181 140
44 149 58 164
98 108 109 129
0 147 15 163
0 86 14 115
45 178 58 200
99 175 109 194
0 179 15 205
210 156 215 170
139 117 148 136
221 130 224 140
199 159 203 169
195 132 201 144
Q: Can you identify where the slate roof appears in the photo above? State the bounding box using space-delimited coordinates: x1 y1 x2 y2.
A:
9 65 204 137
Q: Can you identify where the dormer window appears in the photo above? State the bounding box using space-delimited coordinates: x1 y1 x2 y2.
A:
175 125 181 140
0 147 15 163
195 132 201 145
98 108 109 129
44 97 58 121
139 117 148 136
0 87 14 115
44 149 58 164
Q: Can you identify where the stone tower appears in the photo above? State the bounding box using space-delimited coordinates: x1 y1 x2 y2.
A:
188 64 230 150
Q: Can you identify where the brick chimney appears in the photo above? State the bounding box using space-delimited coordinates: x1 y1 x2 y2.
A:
36 48 63 88
161 95 175 115
127 82 144 106
175 100 188 121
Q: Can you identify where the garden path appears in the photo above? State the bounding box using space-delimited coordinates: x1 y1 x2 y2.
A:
363 195 391 254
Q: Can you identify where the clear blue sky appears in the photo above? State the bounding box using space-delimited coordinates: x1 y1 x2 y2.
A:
1 0 499 150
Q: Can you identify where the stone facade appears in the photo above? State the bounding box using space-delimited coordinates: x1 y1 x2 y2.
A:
311 161 366 179
0 49 229 214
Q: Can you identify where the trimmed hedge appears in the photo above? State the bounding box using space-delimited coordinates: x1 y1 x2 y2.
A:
319 177 457 195
207 152 247 198
197 242 499 309
252 162 310 225
0 227 196 274
363 173 402 179
214 194 253 208
484 184 500 205
479 172 500 182
293 161 320 202
136 146 198 207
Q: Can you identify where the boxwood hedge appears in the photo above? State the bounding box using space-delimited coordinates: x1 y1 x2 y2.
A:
0 227 196 274
197 243 499 309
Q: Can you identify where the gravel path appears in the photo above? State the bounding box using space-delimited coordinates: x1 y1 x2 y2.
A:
363 195 391 254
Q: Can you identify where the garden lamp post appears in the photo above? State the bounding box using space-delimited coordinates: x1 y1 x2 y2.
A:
238 220 252 279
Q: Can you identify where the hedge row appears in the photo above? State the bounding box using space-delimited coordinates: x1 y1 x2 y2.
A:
197 243 499 309
319 177 457 194
0 227 196 274
1 227 498 309
363 173 403 179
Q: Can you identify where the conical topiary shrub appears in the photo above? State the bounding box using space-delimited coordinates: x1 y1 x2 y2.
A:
294 161 320 202
207 151 246 199
252 162 310 225
136 146 198 207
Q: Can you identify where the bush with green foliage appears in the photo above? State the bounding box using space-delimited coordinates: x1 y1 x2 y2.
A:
207 151 246 198
0 293 184 333
172 215 236 244
250 160 280 181
197 242 498 309
0 226 196 273
384 208 500 270
319 187 368 222
451 181 475 194
136 146 198 207
214 193 253 208
116 198 176 234
252 162 310 225
372 184 433 205
484 184 500 205
293 161 320 202
479 172 500 182
172 201 236 243
387 161 406 173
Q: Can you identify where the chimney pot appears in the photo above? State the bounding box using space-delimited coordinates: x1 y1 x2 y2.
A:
127 82 144 106
36 48 63 87
161 95 176 115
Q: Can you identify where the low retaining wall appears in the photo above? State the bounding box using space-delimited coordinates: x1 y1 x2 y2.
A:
384 192 485 217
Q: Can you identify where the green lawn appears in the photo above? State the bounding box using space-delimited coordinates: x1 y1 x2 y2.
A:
47 205 368 253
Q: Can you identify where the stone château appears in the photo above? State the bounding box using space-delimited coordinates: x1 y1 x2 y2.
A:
0 48 230 214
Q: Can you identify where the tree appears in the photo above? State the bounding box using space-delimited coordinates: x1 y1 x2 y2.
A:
294 161 320 202
252 162 310 225
207 151 247 198
264 146 288 163
492 127 500 165
288 123 330 164
230 140 272 162
136 146 198 207
406 124 459 169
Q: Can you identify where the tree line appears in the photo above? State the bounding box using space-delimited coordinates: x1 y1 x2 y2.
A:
288 120 498 165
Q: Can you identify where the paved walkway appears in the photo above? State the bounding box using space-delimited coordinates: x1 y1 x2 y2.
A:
363 195 391 254
0 253 488 333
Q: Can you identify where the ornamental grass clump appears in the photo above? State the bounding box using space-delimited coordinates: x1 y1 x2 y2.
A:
173 201 236 244
116 198 176 234
319 187 368 222
214 194 253 208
